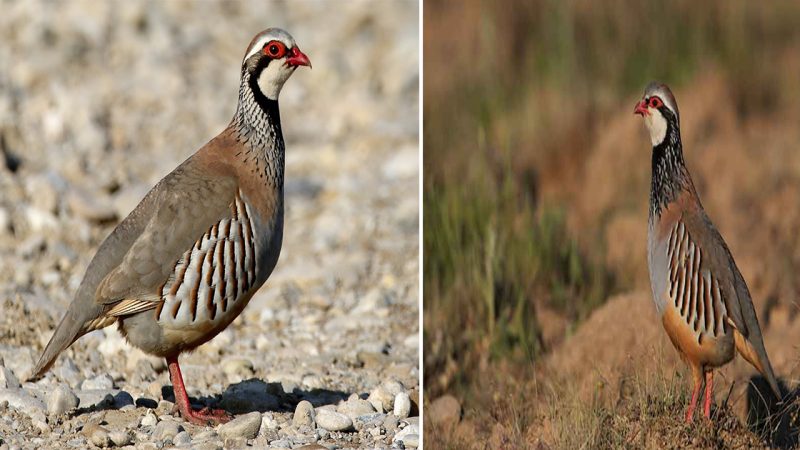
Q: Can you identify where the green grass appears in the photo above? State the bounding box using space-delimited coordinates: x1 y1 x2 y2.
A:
423 151 615 396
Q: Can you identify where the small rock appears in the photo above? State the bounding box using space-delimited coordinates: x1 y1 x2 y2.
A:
270 439 291 449
153 419 183 441
429 395 461 427
383 413 399 433
367 386 394 413
0 367 20 389
402 433 419 448
135 397 158 409
56 358 83 388
393 421 420 447
81 373 114 391
315 408 353 432
393 392 411 419
261 412 279 431
173 430 192 445
353 412 385 431
113 391 134 409
47 384 80 416
140 411 158 427
0 388 47 417
217 411 261 440
88 426 111 447
108 430 131 447
337 394 375 420
75 390 115 409
194 430 218 441
293 400 315 428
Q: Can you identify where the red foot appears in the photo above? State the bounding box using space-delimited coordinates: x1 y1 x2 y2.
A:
167 355 233 426
179 406 232 426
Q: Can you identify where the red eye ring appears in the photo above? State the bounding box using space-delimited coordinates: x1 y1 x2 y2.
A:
263 40 287 58
648 97 663 109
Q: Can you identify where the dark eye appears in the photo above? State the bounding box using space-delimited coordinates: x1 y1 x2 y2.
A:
269 45 279 55
649 97 663 108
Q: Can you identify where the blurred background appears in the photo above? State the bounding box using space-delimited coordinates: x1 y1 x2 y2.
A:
424 1 800 448
0 1 419 448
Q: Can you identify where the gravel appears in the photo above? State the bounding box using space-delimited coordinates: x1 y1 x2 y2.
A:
0 1 418 448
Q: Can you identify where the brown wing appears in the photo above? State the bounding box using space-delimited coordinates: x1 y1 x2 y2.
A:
681 209 780 396
95 157 237 309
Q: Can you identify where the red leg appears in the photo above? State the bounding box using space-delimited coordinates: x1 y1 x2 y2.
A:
167 355 232 425
685 369 703 423
703 371 713 419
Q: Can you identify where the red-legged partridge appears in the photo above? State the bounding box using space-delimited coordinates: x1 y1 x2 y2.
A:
29 28 311 426
635 82 780 422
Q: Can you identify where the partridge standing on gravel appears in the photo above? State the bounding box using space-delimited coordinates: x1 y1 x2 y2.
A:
28 28 311 426
635 82 780 422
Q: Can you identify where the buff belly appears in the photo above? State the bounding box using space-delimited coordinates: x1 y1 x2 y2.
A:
661 306 735 369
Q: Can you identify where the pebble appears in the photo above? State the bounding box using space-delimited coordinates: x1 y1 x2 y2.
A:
293 400 315 428
337 394 375 419
153 420 183 441
87 425 111 447
429 395 462 426
140 411 158 428
56 358 83 388
217 411 262 440
172 430 192 446
113 391 134 408
109 430 131 447
353 412 385 431
47 384 80 416
314 408 353 431
75 390 115 410
393 392 411 418
81 373 114 390
367 384 397 413
261 412 279 431
393 421 420 447
0 388 47 417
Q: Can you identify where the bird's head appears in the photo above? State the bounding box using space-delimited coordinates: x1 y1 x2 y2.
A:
634 82 679 146
242 28 311 101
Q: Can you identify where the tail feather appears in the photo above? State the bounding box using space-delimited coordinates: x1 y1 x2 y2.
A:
28 308 94 381
733 329 781 399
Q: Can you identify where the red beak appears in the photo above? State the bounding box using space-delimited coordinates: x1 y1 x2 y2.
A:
633 99 649 116
286 47 312 68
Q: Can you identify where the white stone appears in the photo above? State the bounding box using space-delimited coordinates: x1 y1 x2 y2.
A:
217 411 261 440
293 400 315 428
315 408 353 432
47 384 79 416
393 392 411 419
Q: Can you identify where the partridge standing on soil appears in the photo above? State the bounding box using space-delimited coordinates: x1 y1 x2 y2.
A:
635 82 780 422
28 28 311 425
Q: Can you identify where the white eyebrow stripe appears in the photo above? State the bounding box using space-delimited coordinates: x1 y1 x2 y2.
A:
243 36 272 62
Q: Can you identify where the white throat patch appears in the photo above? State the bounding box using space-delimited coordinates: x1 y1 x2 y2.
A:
644 111 668 146
257 61 296 100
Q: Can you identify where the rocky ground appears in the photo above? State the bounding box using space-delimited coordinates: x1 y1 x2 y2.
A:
0 1 419 449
